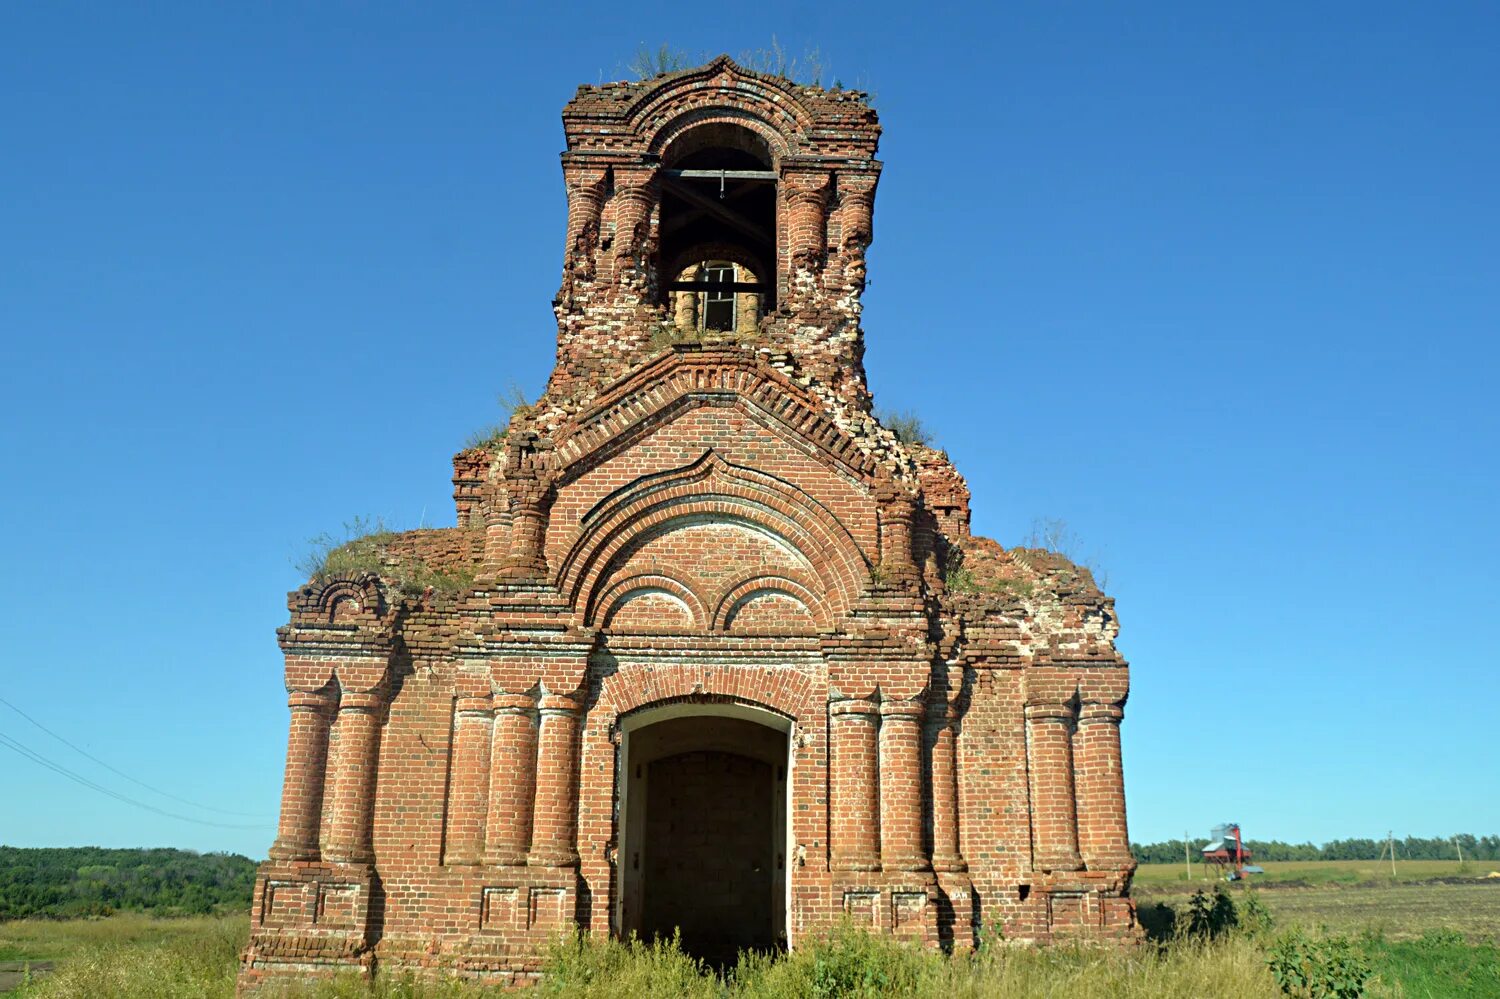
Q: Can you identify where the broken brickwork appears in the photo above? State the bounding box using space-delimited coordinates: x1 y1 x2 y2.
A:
239 56 1139 992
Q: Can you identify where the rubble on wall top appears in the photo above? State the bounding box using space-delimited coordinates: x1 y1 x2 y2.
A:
564 54 878 123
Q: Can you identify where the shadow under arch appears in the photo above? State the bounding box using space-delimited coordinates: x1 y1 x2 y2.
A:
615 698 795 966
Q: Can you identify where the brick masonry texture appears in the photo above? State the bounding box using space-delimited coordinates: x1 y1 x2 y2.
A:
238 56 1139 993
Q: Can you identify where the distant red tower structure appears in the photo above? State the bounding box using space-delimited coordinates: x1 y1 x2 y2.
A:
1201 823 1259 880
238 57 1140 991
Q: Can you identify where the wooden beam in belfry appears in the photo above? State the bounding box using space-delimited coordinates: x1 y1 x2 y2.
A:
663 182 758 236
661 177 774 248
664 169 778 182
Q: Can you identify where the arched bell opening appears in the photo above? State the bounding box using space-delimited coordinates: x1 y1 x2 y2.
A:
615 701 791 966
660 123 777 318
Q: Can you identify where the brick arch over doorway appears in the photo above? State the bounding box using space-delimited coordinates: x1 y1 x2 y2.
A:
575 665 821 936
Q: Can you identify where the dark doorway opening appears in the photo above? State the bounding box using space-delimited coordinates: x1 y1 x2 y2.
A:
619 710 788 967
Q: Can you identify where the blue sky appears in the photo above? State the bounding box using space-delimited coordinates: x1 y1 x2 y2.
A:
1 3 1495 859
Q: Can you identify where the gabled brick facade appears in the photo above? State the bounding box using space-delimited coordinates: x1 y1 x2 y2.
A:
239 56 1138 991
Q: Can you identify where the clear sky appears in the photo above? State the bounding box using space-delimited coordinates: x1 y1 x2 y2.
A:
2 3 1496 859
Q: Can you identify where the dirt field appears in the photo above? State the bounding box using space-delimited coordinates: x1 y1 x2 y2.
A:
1134 858 1497 888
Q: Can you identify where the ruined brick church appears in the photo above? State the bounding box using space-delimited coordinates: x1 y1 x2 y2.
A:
240 57 1137 989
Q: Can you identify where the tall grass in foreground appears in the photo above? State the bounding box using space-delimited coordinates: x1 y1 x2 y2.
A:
538 925 1286 998
13 913 245 998
34 887 1500 998
17 917 1294 999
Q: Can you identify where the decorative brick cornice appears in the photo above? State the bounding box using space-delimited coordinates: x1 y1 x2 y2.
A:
553 349 881 485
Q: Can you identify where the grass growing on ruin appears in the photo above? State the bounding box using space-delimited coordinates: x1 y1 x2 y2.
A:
463 385 532 451
296 517 476 597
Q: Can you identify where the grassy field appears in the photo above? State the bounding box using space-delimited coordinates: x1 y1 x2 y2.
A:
3 871 1498 997
1135 858 1498 888
1134 859 1500 944
0 913 243 995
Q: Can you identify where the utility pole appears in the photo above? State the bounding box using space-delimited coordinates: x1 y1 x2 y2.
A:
1456 837 1464 866
1185 830 1192 881
1388 830 1397 878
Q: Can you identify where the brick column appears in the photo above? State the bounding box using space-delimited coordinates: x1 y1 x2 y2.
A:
485 693 539 866
268 689 334 861
323 690 385 865
1027 701 1083 873
528 694 581 867
1075 701 1133 870
930 703 966 872
876 490 920 585
565 172 606 246
674 263 700 328
610 173 658 290
499 477 553 580
783 172 830 267
444 695 493 866
880 699 927 871
829 696 881 871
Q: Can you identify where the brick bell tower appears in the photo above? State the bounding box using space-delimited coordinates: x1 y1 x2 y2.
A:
239 57 1139 991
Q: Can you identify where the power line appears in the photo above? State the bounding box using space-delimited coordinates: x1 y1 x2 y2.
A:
0 729 265 831
0 694 260 818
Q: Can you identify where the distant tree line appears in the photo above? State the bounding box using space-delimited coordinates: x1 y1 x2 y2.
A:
0 846 257 919
1132 833 1500 865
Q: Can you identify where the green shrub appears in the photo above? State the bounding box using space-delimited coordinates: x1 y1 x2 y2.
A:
1137 899 1178 943
1240 889 1276 939
1265 928 1372 999
1414 928 1466 949
876 408 931 446
1185 886 1239 940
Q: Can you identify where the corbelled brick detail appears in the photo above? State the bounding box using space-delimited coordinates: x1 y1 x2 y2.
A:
240 56 1138 994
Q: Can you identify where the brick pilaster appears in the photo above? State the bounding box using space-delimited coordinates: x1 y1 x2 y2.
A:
269 688 335 861
1075 701 1133 870
528 693 581 867
876 488 920 585
485 692 540 866
829 696 881 871
444 695 493 865
499 477 554 580
1026 701 1083 873
322 689 385 865
879 699 927 871
929 701 966 872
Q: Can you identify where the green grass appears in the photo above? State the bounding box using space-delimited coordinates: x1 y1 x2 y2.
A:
1360 931 1500 999
7 881 1500 997
1134 862 1500 943
0 912 237 963
1 913 243 996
